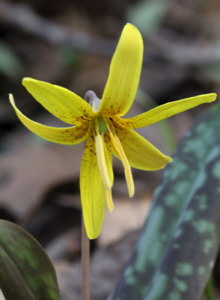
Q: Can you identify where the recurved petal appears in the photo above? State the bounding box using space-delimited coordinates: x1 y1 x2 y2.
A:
98 23 143 116
128 93 217 129
80 136 105 239
115 126 172 170
10 94 89 145
22 77 95 125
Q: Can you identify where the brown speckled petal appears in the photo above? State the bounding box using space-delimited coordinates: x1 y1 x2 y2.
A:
80 136 105 239
10 94 89 145
22 77 95 125
115 126 172 170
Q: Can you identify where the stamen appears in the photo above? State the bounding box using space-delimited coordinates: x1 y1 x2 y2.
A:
95 134 112 190
109 132 135 198
104 189 114 212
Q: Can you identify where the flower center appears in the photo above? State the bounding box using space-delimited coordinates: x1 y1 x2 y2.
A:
85 90 134 210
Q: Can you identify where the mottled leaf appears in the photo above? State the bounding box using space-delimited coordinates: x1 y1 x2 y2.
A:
204 276 214 300
109 104 220 300
0 220 60 300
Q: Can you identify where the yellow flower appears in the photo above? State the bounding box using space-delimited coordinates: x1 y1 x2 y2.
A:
10 23 216 239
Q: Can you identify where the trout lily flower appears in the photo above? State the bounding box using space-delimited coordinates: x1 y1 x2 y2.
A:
10 24 216 239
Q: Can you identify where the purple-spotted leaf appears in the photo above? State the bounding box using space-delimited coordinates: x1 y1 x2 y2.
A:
109 103 220 300
0 220 60 300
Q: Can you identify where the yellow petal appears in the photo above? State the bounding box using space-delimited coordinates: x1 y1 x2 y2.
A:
22 77 95 125
115 126 172 170
128 93 217 129
10 94 89 144
98 23 143 116
80 136 105 239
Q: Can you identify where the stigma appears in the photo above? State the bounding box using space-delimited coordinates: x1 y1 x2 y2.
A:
85 90 101 112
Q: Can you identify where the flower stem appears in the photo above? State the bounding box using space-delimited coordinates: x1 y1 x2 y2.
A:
81 219 90 300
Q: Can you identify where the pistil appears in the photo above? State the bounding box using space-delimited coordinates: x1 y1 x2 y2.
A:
85 90 101 112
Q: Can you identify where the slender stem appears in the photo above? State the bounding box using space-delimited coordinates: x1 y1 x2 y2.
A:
81 219 90 300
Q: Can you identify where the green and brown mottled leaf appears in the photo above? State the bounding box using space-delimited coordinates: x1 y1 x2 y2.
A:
0 220 60 300
109 104 220 300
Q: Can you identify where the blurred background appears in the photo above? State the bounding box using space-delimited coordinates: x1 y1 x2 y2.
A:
0 0 219 299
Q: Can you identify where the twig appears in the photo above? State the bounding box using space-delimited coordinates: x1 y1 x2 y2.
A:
81 220 90 300
0 0 114 57
150 33 220 66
